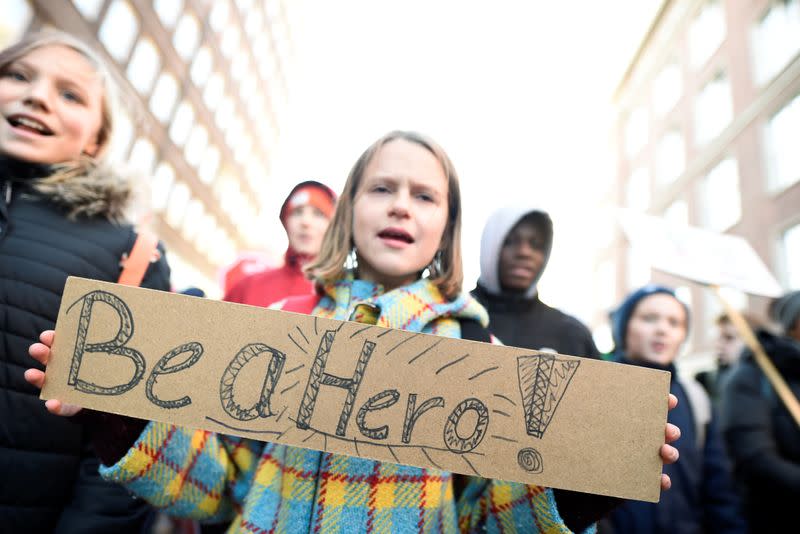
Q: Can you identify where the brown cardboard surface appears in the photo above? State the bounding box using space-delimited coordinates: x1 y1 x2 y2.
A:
43 277 670 502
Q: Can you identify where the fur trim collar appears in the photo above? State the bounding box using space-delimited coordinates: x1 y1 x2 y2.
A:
0 156 134 222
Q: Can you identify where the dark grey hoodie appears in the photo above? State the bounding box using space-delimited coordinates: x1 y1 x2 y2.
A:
471 206 599 359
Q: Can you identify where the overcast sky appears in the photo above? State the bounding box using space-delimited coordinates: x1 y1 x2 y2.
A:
268 0 662 321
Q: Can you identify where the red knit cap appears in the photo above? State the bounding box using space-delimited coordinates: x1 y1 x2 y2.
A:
279 180 336 226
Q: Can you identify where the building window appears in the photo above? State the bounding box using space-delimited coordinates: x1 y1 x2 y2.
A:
209 1 229 33
173 13 200 60
653 61 682 117
184 125 209 168
765 93 800 192
72 0 102 20
694 71 732 146
656 130 685 186
190 47 213 86
99 0 139 63
220 26 240 58
198 147 221 184
240 74 257 101
702 158 741 232
689 0 726 69
169 101 195 146
245 9 263 38
151 163 175 212
195 214 216 253
128 137 156 175
258 47 275 82
165 182 190 228
182 199 204 241
215 96 235 133
108 108 133 163
149 72 179 122
751 0 800 86
626 168 651 212
624 107 648 159
203 73 225 108
782 223 800 288
126 38 161 95
230 53 247 83
153 0 183 29
236 0 254 11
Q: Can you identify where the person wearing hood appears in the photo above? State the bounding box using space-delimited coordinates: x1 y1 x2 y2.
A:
224 180 336 307
0 32 170 532
606 285 746 534
719 289 800 532
471 206 600 358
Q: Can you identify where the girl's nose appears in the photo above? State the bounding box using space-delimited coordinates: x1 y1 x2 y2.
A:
389 190 410 217
23 81 51 112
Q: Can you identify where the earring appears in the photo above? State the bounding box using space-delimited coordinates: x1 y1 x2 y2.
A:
346 246 359 271
426 250 443 278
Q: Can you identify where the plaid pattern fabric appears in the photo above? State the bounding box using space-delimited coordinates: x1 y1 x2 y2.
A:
313 272 490 337
101 276 586 533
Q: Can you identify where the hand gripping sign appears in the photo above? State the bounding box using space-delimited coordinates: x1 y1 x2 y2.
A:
42 277 670 502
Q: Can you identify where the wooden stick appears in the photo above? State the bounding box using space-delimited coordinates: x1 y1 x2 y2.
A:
712 285 800 428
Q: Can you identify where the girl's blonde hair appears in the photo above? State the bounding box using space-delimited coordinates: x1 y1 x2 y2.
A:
306 131 464 300
0 30 121 167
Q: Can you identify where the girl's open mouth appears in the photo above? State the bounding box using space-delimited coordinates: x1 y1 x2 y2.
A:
7 115 54 135
378 228 414 244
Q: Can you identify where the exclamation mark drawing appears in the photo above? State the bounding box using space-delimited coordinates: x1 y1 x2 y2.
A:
516 354 580 438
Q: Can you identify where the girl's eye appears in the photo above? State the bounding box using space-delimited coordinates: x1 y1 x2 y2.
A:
416 193 434 202
372 184 391 193
60 89 83 103
3 70 27 82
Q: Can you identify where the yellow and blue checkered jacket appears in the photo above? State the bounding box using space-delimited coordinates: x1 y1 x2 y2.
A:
101 276 586 533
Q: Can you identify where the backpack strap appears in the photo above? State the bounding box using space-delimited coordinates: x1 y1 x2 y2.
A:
459 319 492 343
118 229 159 287
280 294 322 314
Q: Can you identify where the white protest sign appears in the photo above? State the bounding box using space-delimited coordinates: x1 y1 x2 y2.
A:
618 209 783 297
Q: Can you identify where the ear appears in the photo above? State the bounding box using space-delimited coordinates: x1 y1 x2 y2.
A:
83 135 100 157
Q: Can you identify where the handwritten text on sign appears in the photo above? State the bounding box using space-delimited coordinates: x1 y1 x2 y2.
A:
43 278 669 502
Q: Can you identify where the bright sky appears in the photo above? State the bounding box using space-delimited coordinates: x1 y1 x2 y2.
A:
267 0 662 323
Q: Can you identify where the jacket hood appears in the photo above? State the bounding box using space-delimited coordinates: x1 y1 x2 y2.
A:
1 156 135 222
477 205 553 298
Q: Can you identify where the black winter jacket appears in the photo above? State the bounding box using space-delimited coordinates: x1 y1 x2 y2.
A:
720 331 800 532
472 284 600 359
0 157 170 533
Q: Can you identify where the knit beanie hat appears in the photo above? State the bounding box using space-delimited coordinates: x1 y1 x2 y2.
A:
610 284 691 356
279 180 337 226
770 290 800 333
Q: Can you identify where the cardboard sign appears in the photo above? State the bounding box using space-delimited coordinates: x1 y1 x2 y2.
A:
43 277 670 502
618 209 783 297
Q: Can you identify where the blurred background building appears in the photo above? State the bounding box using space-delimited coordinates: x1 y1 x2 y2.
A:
1 0 294 298
600 0 800 371
2 0 798 371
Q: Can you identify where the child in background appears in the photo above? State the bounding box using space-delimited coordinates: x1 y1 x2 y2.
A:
27 132 679 533
224 180 336 307
606 285 746 534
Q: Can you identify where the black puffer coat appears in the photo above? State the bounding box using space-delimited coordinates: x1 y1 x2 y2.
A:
0 157 170 533
720 330 800 533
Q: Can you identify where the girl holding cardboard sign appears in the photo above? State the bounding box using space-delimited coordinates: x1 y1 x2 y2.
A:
0 31 171 532
27 131 680 532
